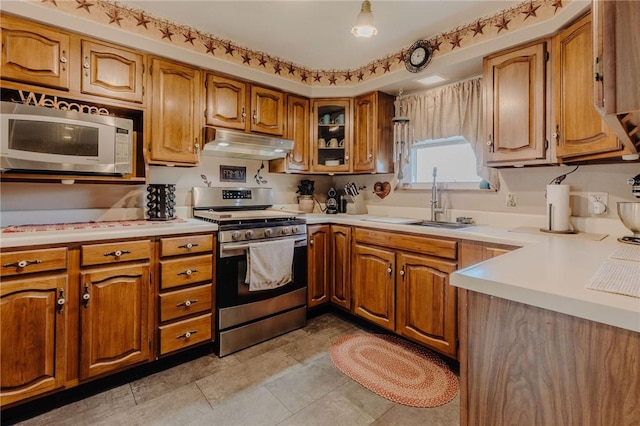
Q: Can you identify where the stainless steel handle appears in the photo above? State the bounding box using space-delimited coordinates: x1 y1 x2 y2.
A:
178 243 199 249
177 330 198 339
176 299 198 308
3 259 41 269
221 237 307 252
83 56 90 77
178 269 198 276
104 250 131 258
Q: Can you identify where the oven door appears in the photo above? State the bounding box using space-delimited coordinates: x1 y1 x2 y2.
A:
216 237 307 308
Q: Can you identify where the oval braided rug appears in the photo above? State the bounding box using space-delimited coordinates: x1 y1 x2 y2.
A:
329 334 458 408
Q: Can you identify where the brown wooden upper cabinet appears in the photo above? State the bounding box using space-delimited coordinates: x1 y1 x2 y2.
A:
1 15 146 105
148 57 201 165
592 0 640 157
270 94 311 173
205 73 285 136
79 39 145 104
483 40 553 166
553 13 621 161
1 15 71 90
353 91 394 173
311 98 352 173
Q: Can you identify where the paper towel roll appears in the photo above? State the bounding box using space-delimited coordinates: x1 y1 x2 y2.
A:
546 184 571 231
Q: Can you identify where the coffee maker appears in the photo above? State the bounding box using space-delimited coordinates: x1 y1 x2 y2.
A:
326 187 338 214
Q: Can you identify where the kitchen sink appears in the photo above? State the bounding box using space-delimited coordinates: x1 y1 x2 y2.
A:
411 220 476 229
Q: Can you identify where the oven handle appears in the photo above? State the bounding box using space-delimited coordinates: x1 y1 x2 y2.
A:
220 236 307 254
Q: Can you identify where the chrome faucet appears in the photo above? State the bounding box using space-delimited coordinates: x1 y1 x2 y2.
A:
431 167 445 221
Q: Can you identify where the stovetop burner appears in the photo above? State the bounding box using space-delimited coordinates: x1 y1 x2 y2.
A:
618 236 640 245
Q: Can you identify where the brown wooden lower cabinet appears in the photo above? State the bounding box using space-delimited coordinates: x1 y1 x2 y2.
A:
396 253 457 357
79 264 151 379
459 290 640 426
329 225 351 310
0 275 68 406
351 228 459 358
352 242 396 331
307 225 330 307
0 231 216 408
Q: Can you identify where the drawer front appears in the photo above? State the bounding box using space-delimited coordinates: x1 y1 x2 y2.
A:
160 255 213 290
1 247 67 276
81 240 151 266
160 234 214 257
159 313 212 355
355 228 457 260
159 283 213 322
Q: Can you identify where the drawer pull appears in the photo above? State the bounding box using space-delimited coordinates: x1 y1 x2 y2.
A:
104 250 131 258
57 289 66 313
177 330 198 339
176 299 198 308
178 269 198 276
178 243 199 250
82 283 91 308
3 259 42 269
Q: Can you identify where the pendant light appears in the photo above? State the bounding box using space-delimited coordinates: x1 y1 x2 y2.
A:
351 0 377 38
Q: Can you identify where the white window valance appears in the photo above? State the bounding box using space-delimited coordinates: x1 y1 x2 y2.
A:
394 78 499 189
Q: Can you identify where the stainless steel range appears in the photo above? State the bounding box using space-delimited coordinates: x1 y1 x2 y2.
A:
193 187 307 356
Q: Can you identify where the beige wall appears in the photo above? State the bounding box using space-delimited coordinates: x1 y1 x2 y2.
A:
1 161 638 223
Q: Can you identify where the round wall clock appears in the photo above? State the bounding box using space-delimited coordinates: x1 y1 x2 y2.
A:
404 40 433 73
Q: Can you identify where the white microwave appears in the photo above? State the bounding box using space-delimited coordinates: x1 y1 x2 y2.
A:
1 101 133 175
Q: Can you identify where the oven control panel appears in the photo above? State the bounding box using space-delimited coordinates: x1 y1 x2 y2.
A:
222 189 252 200
218 220 307 244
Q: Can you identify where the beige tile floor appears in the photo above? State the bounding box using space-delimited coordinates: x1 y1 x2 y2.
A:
9 313 460 426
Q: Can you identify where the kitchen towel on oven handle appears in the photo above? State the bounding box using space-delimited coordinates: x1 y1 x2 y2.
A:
244 238 295 291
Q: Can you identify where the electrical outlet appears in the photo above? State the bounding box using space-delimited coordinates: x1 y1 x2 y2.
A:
588 192 608 215
506 193 517 208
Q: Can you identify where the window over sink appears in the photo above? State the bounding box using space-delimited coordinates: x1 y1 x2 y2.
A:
409 136 489 190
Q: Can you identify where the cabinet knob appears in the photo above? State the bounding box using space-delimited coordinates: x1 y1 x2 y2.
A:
82 283 91 308
178 269 198 276
177 330 198 339
57 289 66 313
194 138 200 154
309 238 314 246
486 135 494 153
60 50 67 71
176 299 198 308
83 56 90 77
241 107 246 123
178 242 198 250
104 250 131 258
3 259 41 269
253 110 257 124
345 154 350 160
400 266 405 279
387 266 392 276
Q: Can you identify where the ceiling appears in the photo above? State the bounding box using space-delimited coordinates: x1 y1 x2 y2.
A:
118 0 590 93
122 1 520 71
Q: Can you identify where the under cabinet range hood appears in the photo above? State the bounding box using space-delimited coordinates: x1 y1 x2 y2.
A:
202 128 293 160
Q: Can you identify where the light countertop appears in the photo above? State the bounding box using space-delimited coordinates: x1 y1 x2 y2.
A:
0 219 218 248
304 213 640 333
2 212 638 332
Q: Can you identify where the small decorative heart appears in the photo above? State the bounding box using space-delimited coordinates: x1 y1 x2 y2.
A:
374 181 391 199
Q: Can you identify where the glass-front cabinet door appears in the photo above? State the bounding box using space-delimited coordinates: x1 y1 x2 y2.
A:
312 99 352 173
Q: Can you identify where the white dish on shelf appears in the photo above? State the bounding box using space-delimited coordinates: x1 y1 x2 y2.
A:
325 160 340 166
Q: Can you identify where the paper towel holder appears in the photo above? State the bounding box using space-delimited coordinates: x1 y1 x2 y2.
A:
540 202 577 234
